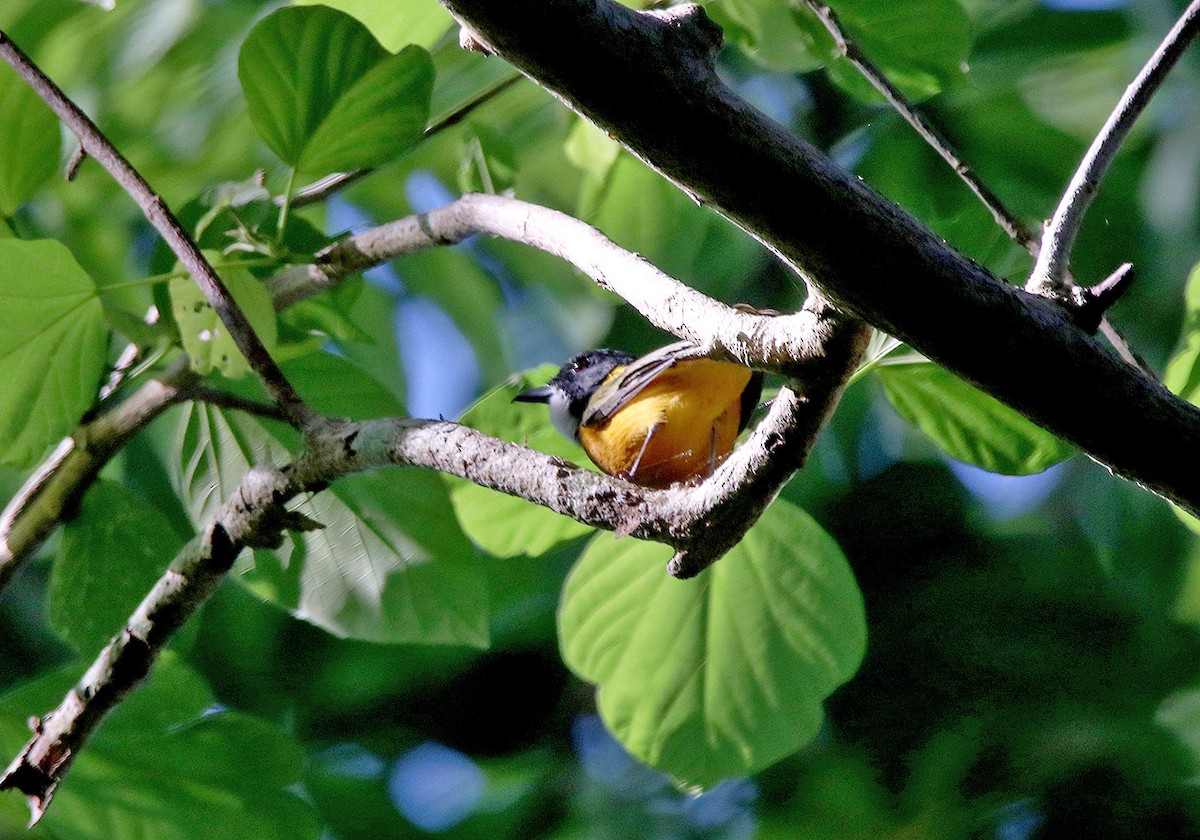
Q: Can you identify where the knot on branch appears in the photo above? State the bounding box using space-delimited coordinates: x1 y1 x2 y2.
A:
1030 263 1135 334
643 4 723 63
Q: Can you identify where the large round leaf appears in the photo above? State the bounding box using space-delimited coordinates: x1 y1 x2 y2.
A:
238 5 433 175
0 239 106 467
559 500 865 788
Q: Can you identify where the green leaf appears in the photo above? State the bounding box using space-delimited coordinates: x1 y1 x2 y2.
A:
559 500 865 788
49 480 186 656
170 400 292 527
702 0 970 100
238 6 433 174
0 239 106 467
878 361 1074 475
169 382 485 646
296 0 453 51
0 61 60 214
822 0 972 101
1165 262 1200 402
581 152 764 300
283 349 405 419
169 260 277 379
0 656 320 840
450 367 595 558
242 468 488 647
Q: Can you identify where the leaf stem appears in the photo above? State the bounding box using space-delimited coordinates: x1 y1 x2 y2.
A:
276 166 297 244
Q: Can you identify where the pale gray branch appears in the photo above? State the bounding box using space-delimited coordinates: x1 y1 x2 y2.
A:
1028 1 1200 296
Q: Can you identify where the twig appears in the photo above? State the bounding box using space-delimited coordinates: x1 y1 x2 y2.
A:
801 0 1040 253
0 30 314 428
96 343 141 403
287 73 522 208
64 144 86 181
179 387 288 421
1027 1 1200 296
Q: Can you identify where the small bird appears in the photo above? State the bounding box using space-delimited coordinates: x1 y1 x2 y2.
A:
514 341 763 488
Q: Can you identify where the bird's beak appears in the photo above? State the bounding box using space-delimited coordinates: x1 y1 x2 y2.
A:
513 384 554 404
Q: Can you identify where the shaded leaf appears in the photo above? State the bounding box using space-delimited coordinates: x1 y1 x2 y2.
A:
169 365 484 646
170 400 291 527
242 468 488 647
704 0 971 100
878 361 1074 475
0 239 106 467
49 480 185 656
0 61 60 214
0 656 319 840
559 500 865 787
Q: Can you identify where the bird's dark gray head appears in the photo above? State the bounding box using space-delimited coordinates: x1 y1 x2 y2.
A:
513 349 634 441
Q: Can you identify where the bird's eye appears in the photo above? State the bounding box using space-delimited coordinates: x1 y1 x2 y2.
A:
571 357 590 372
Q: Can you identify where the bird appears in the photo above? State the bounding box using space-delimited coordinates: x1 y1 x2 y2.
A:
513 341 763 488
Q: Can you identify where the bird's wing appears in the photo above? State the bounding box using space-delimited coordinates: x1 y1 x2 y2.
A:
580 341 708 427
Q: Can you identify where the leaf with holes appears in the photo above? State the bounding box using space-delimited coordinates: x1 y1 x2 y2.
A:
169 261 277 379
559 500 865 788
0 239 107 467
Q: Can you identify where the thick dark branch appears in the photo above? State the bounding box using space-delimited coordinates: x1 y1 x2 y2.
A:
435 0 1200 516
801 0 1146 370
0 31 313 427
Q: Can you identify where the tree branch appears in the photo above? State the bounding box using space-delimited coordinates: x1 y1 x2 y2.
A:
0 188 858 594
433 0 1200 518
801 0 1146 368
800 0 1039 254
1027 0 1200 297
0 299 866 819
0 30 313 428
273 193 839 374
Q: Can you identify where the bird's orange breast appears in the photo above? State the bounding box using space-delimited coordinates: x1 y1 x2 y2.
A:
578 359 753 488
